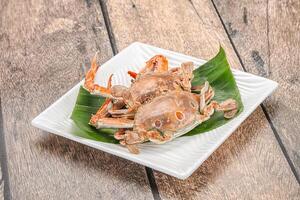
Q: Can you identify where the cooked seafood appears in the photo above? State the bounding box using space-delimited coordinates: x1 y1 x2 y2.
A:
83 54 238 154
113 87 237 154
85 54 194 126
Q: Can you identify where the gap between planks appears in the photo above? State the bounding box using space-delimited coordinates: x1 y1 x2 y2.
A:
99 0 162 199
211 0 300 184
0 98 11 200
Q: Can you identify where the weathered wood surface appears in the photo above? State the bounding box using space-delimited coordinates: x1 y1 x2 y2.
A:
0 108 5 200
1 0 299 199
105 0 300 199
0 187 3 200
213 0 300 177
0 170 3 200
0 0 153 199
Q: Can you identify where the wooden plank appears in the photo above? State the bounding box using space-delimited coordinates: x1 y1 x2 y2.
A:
0 100 5 200
0 0 153 199
0 98 9 200
213 0 300 178
0 185 3 200
105 0 300 198
0 170 3 200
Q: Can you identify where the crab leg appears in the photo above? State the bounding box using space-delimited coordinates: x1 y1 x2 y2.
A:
111 114 134 119
203 101 219 117
93 117 134 129
84 53 112 97
111 99 126 110
127 71 137 79
108 109 129 115
199 81 209 113
126 102 141 113
89 98 112 126
89 74 114 126
110 109 135 119
110 111 135 119
217 98 238 119
120 141 140 154
205 86 215 103
194 81 215 114
122 130 146 144
191 82 214 99
197 98 238 123
217 98 238 111
114 128 126 140
115 129 141 154
107 74 113 88
125 145 140 154
147 130 172 144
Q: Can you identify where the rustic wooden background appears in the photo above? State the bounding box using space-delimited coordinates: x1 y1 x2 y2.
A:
0 0 299 199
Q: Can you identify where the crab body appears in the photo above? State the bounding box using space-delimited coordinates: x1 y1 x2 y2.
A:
112 71 191 108
129 91 201 143
114 88 237 154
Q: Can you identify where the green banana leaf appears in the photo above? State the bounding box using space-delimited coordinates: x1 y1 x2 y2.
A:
186 47 243 135
71 87 118 143
70 47 243 142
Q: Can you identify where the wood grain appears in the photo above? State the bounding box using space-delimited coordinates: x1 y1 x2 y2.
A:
0 169 3 200
0 99 5 200
0 188 3 200
213 0 300 177
0 97 8 200
105 0 300 198
0 0 153 199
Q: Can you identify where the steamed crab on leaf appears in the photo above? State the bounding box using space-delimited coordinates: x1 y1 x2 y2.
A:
77 51 240 154
112 83 237 154
84 53 195 127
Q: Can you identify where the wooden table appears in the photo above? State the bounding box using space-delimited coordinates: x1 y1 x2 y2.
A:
0 0 299 199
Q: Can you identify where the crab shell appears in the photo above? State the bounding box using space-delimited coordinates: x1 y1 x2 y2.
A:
112 62 194 107
131 90 201 144
114 73 184 106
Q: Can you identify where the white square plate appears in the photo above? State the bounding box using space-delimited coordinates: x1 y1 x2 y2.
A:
32 42 278 179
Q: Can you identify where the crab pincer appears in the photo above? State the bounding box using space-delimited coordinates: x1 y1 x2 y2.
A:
127 55 169 80
84 53 113 97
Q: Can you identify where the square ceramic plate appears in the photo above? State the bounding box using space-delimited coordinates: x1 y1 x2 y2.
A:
32 42 278 179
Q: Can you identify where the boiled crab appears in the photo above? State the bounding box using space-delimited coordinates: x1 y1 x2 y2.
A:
83 54 238 154
84 53 195 127
113 84 238 154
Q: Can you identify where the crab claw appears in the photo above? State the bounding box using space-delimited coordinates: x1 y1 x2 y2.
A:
84 53 112 97
140 55 169 74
